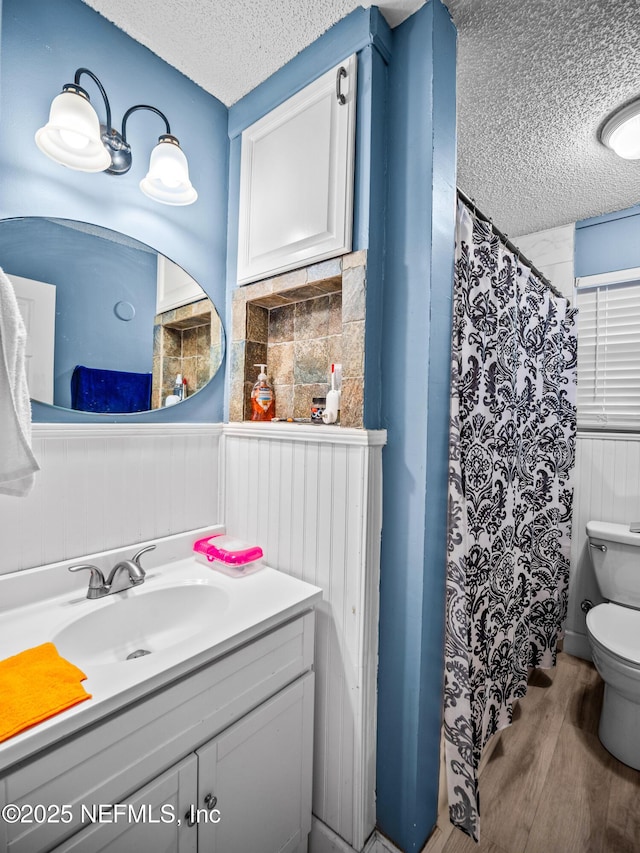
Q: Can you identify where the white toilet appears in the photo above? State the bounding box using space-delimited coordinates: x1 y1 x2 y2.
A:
586 520 640 770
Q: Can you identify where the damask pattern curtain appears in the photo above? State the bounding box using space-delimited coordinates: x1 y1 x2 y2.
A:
443 201 577 841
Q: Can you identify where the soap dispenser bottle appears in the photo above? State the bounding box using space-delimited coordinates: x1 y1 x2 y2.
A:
250 364 275 421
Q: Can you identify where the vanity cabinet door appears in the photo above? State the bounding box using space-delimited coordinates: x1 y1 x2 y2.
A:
196 672 314 853
237 55 357 285
51 754 198 853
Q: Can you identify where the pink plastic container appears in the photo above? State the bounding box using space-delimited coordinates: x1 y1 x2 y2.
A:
193 534 264 578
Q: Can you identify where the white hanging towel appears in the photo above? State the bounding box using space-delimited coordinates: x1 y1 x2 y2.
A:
0 268 39 496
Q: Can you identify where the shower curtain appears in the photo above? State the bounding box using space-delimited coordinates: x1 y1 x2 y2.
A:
443 200 577 841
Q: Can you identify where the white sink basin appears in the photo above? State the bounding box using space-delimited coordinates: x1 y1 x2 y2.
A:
53 584 229 666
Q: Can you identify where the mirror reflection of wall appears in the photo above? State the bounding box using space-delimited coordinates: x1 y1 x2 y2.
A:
0 218 224 413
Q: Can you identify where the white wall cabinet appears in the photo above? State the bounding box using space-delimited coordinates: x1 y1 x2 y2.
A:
156 254 204 313
237 55 357 285
2 612 315 853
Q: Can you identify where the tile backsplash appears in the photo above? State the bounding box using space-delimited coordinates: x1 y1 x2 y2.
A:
230 252 366 427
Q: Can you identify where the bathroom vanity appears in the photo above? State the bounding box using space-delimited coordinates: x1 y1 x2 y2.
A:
0 529 321 853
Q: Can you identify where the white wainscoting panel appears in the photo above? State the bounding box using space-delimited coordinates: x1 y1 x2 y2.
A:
565 431 640 660
0 424 222 574
222 422 386 850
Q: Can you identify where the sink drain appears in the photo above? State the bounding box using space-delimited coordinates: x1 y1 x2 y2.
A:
126 648 152 660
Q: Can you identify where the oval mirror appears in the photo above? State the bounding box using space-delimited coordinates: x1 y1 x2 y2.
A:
0 217 224 413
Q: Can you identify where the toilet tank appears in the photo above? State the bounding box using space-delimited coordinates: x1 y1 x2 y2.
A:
587 520 640 608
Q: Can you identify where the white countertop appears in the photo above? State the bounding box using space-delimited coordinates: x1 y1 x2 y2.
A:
0 532 322 772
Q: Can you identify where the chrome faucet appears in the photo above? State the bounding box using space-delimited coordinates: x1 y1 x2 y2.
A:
69 545 156 599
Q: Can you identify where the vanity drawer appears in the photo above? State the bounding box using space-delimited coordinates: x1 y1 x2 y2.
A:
0 610 314 853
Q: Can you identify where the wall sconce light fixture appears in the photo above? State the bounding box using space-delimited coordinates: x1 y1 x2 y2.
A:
600 98 640 160
35 68 197 205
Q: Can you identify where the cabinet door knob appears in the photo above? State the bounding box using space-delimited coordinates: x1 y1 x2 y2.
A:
336 66 347 105
204 793 217 809
185 808 196 827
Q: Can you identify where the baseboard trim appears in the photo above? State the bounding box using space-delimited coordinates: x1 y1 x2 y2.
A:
309 818 403 853
563 630 593 662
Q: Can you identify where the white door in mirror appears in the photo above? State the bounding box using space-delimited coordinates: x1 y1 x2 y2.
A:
8 274 56 404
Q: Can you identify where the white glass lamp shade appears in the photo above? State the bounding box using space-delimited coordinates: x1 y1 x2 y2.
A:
35 90 111 172
139 137 197 205
601 100 640 160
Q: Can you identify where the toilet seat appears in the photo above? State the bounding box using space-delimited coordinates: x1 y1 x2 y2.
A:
587 603 640 666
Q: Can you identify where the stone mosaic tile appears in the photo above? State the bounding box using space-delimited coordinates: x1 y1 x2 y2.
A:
327 335 342 367
307 258 342 283
294 383 330 419
162 327 181 358
314 278 343 295
232 290 247 342
244 341 268 384
268 341 294 386
211 310 223 339
342 250 367 270
328 293 343 336
246 302 268 343
295 296 329 341
230 250 368 426
342 320 365 378
240 277 275 300
191 298 212 318
269 304 295 343
271 268 307 293
273 384 293 419
250 293 296 309
196 356 211 390
229 380 244 421
174 303 192 322
282 284 325 302
229 341 246 386
294 338 329 385
161 308 177 323
197 324 211 354
340 378 364 428
342 265 366 323
183 327 199 358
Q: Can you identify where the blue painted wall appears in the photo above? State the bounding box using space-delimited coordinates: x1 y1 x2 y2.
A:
377 3 457 850
0 218 157 408
0 0 229 422
229 5 457 851
2 2 458 848
225 8 393 417
575 203 640 277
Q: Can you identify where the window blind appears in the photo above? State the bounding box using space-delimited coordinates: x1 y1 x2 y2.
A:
577 272 640 429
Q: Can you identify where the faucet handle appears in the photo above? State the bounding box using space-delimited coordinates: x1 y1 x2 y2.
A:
131 544 156 567
69 564 106 589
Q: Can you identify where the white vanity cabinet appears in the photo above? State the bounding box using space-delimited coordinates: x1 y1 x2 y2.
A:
196 673 314 853
237 54 357 285
52 755 198 853
1 612 315 853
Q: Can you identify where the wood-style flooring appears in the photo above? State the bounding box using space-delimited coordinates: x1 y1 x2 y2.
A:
427 652 640 853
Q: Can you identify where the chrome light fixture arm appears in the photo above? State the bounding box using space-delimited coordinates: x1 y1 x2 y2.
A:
107 104 174 175
73 67 113 134
36 66 198 204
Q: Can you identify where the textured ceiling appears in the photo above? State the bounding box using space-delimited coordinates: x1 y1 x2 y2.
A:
448 0 640 235
79 0 640 237
80 0 424 106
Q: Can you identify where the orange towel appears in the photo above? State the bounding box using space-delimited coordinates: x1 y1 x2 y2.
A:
0 642 91 743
